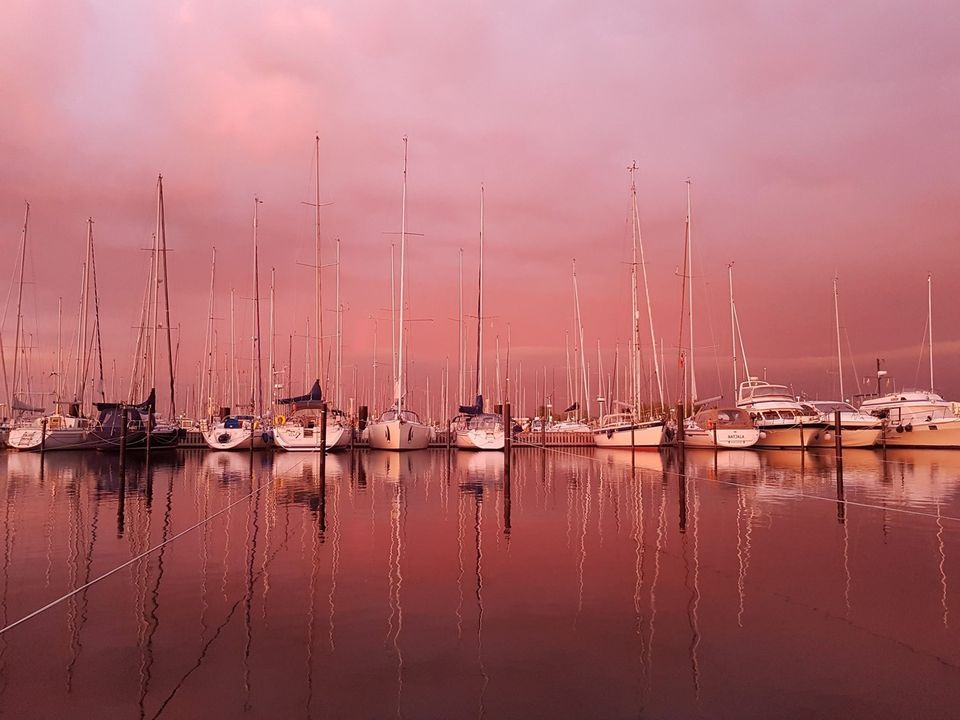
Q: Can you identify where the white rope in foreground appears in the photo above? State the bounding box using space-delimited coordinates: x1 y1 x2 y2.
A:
0 465 292 636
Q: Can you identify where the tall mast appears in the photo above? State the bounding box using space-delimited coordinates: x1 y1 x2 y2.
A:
252 197 263 417
685 179 697 408
56 297 62 408
475 184 484 402
336 237 342 408
390 242 397 399
572 259 590 419
728 262 737 398
230 288 236 410
928 272 934 390
269 267 276 415
158 176 176 419
396 136 409 414
458 247 464 406
632 169 664 411
314 135 323 390
833 273 844 400
89 228 106 404
73 217 91 405
150 181 161 397
200 247 216 419
10 202 29 412
627 163 641 416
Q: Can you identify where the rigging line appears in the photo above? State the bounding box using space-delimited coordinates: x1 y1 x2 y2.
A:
509 439 960 525
914 316 929 389
0 460 303 637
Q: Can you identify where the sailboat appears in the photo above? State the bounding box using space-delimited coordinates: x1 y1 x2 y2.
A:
455 186 505 451
8 218 100 451
593 165 666 449
367 137 432 451
89 175 179 451
804 276 882 448
204 198 273 450
859 275 960 448
274 137 352 452
677 183 760 449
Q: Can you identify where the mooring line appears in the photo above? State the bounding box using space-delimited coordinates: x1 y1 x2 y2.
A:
511 439 960 525
0 460 303 636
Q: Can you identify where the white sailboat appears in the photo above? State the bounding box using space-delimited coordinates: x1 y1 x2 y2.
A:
204 198 272 450
859 275 960 448
593 164 665 448
8 217 98 451
274 137 352 452
367 136 432 451
455 185 505 451
678 183 760 449
804 276 881 448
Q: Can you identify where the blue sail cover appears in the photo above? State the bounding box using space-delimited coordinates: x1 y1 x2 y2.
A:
458 395 484 416
95 388 156 414
277 380 324 411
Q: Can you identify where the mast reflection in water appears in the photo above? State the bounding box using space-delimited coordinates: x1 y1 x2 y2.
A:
0 446 959 718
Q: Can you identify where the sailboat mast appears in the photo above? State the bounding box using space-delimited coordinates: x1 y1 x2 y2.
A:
833 274 844 400
252 197 263 417
728 262 737 398
928 272 934 390
12 202 29 410
572 259 590 419
633 171 664 411
390 242 397 400
396 136 409 414
158 177 176 419
73 217 91 405
685 179 697 409
150 180 162 398
628 163 640 417
230 288 236 410
314 135 324 390
475 184 484 402
56 297 62 408
269 267 276 415
458 247 464 406
336 237 342 409
200 247 216 419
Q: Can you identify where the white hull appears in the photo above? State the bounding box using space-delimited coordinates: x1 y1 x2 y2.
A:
7 427 89 451
274 423 352 452
683 427 760 449
879 419 960 449
592 422 664 448
754 424 825 449
367 419 431 450
202 426 271 451
808 427 881 448
456 428 505 451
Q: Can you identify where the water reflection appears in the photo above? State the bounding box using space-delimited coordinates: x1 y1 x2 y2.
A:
0 447 958 718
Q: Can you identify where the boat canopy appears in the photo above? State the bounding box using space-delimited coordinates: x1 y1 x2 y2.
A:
692 407 755 429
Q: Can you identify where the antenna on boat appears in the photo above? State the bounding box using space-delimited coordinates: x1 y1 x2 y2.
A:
834 273 844 401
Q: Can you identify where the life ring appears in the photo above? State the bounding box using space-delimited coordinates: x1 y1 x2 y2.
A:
274 415 286 426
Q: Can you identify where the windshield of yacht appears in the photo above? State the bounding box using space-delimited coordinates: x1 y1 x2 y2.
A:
747 385 792 400
811 402 855 413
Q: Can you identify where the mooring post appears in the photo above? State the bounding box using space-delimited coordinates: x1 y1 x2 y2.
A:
503 402 512 474
319 403 328 476
358 405 368 449
676 402 685 455
834 409 843 466
541 413 547 449
119 406 129 472
40 417 48 457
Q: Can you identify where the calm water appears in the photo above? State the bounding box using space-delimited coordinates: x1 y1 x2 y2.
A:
1 446 959 719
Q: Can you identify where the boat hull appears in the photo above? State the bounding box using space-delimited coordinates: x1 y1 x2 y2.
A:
808 426 881 448
592 422 664 448
203 427 272 451
754 423 825 449
88 428 180 451
683 427 760 449
878 420 960 449
274 423 352 452
6 427 89 451
455 428 505 451
367 419 431 450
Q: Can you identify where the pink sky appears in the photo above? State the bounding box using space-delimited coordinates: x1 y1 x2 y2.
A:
1 0 959 415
